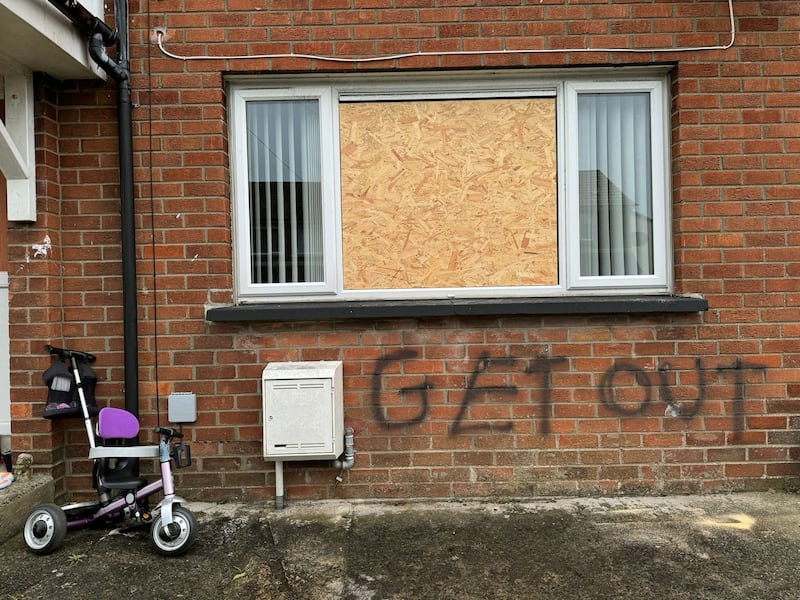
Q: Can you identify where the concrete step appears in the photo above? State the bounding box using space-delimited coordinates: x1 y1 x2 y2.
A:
0 475 54 544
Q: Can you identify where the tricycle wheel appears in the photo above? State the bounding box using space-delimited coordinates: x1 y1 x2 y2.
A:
149 505 197 556
23 503 67 555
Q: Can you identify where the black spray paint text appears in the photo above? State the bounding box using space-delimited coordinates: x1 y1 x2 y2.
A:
371 351 766 440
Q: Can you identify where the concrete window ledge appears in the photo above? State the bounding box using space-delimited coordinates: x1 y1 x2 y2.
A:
205 295 708 322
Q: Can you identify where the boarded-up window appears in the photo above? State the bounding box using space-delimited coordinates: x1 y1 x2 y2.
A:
339 98 558 290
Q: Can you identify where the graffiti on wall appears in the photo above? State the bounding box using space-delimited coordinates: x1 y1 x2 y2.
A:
371 350 766 440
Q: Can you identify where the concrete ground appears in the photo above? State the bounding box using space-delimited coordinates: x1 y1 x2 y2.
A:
1 491 800 599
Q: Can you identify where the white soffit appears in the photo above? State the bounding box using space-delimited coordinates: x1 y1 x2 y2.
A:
0 0 105 220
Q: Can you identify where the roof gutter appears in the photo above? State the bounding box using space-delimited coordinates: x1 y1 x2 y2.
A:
47 0 139 419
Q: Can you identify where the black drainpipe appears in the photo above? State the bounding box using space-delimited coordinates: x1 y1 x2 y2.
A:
47 0 139 418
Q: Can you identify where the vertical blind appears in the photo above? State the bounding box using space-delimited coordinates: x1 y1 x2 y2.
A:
578 93 654 277
246 100 324 284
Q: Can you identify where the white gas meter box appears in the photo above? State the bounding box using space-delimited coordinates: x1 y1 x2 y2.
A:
262 361 344 460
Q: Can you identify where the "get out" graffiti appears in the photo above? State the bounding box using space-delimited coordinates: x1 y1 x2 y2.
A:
371 351 766 440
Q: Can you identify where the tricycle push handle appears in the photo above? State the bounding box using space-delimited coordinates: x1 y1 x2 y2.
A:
45 344 96 363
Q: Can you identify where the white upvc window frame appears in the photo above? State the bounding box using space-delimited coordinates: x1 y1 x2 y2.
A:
230 86 340 299
564 78 672 291
228 70 672 304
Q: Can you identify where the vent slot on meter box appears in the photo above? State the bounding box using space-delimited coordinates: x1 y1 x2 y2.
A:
262 361 343 460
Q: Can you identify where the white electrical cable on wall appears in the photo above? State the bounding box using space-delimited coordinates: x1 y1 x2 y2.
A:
155 0 735 64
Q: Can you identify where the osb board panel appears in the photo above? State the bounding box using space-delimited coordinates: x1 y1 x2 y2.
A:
339 97 557 290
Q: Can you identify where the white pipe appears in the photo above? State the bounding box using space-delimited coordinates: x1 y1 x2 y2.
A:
155 0 735 64
274 460 284 510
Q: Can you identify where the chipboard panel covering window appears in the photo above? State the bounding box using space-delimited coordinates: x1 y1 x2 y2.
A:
339 97 558 290
230 73 670 302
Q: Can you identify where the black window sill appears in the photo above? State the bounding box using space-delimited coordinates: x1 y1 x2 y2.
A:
205 295 708 322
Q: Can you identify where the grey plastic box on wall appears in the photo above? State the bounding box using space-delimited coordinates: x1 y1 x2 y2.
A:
262 361 344 461
168 392 197 423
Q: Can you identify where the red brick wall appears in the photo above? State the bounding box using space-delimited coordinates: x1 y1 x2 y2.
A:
10 1 800 502
8 75 67 493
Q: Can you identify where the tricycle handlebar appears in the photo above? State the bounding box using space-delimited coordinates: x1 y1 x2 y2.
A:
155 426 183 440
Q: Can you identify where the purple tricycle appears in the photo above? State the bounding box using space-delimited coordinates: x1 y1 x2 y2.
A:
23 345 197 556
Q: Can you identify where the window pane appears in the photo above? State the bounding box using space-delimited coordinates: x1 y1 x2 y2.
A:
246 100 324 284
578 93 654 277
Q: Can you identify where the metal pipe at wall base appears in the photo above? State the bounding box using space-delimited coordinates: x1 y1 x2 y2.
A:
274 460 285 509
273 429 353 509
332 428 355 471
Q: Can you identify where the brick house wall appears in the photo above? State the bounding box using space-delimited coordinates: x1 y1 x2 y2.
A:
8 0 800 503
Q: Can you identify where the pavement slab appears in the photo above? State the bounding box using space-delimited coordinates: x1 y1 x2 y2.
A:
1 491 799 599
